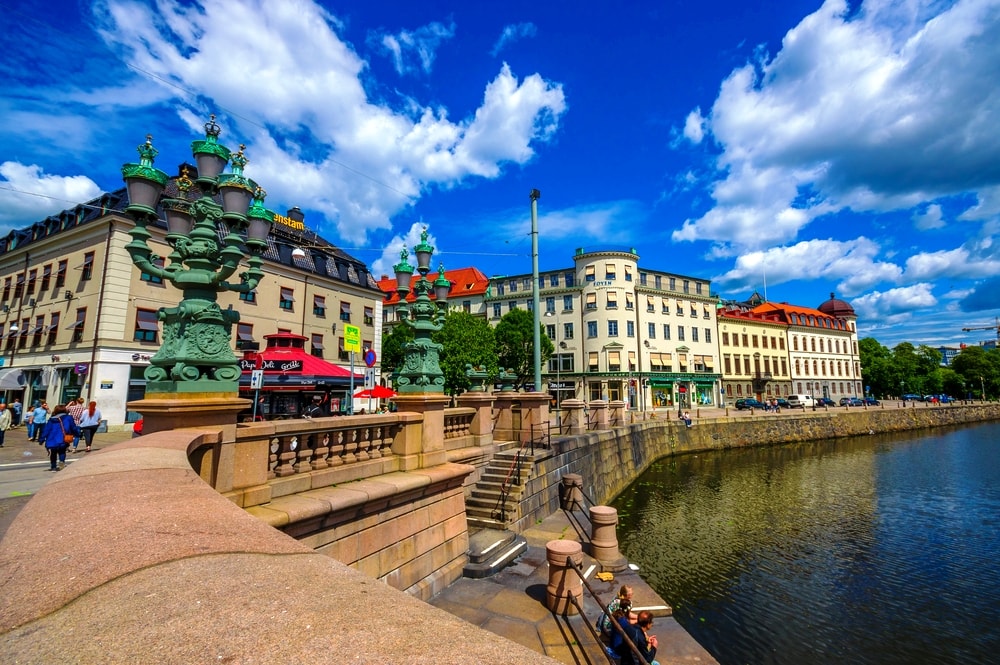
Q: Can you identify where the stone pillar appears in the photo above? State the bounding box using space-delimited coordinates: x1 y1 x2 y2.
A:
546 539 584 614
589 399 609 430
455 391 495 445
392 394 452 469
518 392 551 444
560 473 583 511
492 391 517 442
561 399 586 435
589 506 628 572
608 400 626 427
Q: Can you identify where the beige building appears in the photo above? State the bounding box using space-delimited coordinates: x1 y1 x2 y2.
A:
487 248 722 411
717 306 792 402
0 184 384 427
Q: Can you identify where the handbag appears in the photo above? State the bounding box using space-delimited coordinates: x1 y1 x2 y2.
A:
56 417 74 445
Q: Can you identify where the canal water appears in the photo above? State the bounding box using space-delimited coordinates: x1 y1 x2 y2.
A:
612 421 1000 665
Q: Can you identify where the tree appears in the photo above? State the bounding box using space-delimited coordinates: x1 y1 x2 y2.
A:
859 337 893 397
494 308 554 390
380 323 414 379
432 311 498 395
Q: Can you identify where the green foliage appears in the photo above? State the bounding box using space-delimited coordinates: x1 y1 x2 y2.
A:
861 335 1000 400
432 311 498 395
495 308 554 390
380 324 414 379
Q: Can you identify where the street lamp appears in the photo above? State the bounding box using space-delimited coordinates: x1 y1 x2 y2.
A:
530 189 541 393
390 228 449 393
121 118 272 396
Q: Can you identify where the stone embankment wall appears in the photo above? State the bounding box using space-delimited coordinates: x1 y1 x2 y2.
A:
510 404 1000 532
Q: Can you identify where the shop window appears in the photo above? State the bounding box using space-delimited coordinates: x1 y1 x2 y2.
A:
134 309 159 343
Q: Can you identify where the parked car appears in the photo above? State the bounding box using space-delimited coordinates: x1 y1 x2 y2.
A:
735 398 765 410
816 397 836 407
937 395 955 403
902 393 922 402
840 397 864 406
787 394 815 409
863 397 880 406
775 398 791 409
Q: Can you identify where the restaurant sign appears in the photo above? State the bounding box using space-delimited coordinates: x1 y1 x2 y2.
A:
239 358 303 372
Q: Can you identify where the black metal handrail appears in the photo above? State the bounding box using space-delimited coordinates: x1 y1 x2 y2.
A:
565 556 649 665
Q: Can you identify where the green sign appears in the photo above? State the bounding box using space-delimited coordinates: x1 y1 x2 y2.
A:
344 324 361 353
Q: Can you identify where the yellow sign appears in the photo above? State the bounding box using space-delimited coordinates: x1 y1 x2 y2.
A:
273 213 305 230
344 324 361 353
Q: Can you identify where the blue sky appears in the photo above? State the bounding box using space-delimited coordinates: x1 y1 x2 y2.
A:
2 0 1000 349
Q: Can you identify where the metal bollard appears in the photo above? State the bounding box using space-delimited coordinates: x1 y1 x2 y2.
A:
546 540 583 614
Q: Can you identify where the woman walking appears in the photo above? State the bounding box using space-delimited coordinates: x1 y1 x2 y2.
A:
78 401 102 452
42 404 79 472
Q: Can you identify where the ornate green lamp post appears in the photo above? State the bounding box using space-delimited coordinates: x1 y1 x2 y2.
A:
392 228 451 393
121 116 273 398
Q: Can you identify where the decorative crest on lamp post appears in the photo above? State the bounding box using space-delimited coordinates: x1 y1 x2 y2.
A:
120 117 274 395
392 228 450 393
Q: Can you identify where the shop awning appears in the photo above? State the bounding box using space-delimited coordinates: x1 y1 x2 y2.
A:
240 345 363 389
0 367 25 390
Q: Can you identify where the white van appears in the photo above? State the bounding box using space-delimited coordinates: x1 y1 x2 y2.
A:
787 394 815 409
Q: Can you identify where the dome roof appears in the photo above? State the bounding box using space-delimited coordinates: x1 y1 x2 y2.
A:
818 292 855 318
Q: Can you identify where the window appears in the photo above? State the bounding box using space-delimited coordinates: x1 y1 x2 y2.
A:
752 335 759 347
41 265 51 292
69 308 86 343
683 280 690 293
705 329 712 343
654 275 662 289
703 304 711 319
340 301 351 322
608 320 618 337
691 328 699 342
279 287 294 311
1 277 9 302
493 303 501 318
724 355 732 373
31 315 44 346
722 332 730 345
81 252 95 280
647 295 655 313
56 260 68 288
648 322 655 338
624 265 633 282
26 270 36 295
140 258 164 284
545 297 556 313
495 283 504 295
364 306 374 324
605 263 616 280
507 300 516 312
546 324 556 340
236 323 254 349
625 293 634 310
742 334 749 346
606 291 617 309
16 318 28 350
678 326 685 341
669 277 676 290
311 334 324 358
662 297 669 314
549 274 559 287
585 265 596 282
564 322 574 339
690 304 697 318
14 275 23 299
463 301 471 313
563 295 573 311
586 293 597 310
676 300 684 316
313 295 326 317
522 278 530 290
663 324 671 340
338 337 349 361
588 351 599 371
46 312 59 345
696 283 703 295
587 321 598 338
509 280 517 292
608 350 621 371
639 272 648 286
564 272 575 287
626 321 635 337
134 309 158 342
526 299 533 312
239 289 257 303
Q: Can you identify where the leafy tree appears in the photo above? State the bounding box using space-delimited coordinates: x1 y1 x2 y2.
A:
495 308 554 390
859 337 893 397
891 342 925 395
432 311 498 395
380 323 414 379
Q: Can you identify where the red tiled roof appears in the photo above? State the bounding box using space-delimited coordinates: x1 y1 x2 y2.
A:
377 266 491 305
750 302 849 331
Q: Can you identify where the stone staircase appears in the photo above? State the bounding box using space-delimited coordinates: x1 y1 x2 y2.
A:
466 445 556 531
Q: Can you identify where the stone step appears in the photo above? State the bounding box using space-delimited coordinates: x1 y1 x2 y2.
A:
470 487 522 502
465 515 509 531
463 528 527 578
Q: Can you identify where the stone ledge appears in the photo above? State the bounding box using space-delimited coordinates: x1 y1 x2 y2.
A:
0 431 558 664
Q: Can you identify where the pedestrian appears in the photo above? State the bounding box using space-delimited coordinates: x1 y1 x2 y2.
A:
67 398 85 452
132 418 143 439
304 395 327 418
614 610 660 665
11 398 22 427
78 401 102 452
29 400 48 442
683 410 692 428
0 401 11 447
41 404 79 471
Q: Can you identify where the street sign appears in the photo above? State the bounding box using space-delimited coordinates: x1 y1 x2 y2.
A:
250 369 264 390
344 324 361 353
363 348 377 367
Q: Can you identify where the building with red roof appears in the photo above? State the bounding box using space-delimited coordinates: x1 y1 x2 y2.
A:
377 266 492 322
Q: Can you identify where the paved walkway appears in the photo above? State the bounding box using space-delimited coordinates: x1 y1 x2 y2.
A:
429 509 718 664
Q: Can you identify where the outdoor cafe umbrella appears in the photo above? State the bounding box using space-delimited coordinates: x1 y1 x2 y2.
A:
353 385 397 399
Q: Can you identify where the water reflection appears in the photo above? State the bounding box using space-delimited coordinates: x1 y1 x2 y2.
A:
612 423 1000 665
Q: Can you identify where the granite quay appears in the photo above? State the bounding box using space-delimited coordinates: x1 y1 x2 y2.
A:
1 398 997 663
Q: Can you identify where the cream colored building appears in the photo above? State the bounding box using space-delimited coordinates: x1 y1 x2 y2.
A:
0 186 384 428
717 307 792 402
487 248 722 411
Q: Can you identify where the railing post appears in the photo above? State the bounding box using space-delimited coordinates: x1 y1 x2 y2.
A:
588 399 609 430
589 506 628 571
560 473 583 511
545 540 583 614
608 399 626 427
561 399 586 435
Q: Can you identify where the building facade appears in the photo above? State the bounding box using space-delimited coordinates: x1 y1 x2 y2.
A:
487 248 722 411
0 179 384 427
717 306 792 402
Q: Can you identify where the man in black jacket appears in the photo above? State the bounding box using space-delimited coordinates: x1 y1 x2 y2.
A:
616 610 659 665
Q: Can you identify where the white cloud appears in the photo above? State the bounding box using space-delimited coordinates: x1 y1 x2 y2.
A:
0 162 102 229
679 0 1000 250
491 22 537 57
852 283 937 320
369 21 456 76
959 185 1000 222
904 245 1000 280
912 203 945 230
713 237 902 295
90 0 565 245
372 222 440 279
682 108 705 144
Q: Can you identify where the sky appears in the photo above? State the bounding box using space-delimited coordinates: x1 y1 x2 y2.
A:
2 0 1000 350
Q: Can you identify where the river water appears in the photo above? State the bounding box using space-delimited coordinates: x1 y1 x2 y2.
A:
611 422 1000 665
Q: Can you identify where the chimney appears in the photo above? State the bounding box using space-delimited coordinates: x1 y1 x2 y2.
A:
287 207 305 223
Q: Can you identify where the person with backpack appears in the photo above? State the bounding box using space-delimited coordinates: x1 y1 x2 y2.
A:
41 404 80 472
